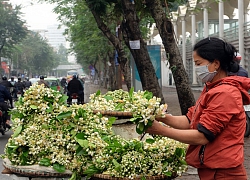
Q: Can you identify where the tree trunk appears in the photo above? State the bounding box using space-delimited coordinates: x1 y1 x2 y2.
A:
145 0 195 114
87 8 131 91
120 0 164 103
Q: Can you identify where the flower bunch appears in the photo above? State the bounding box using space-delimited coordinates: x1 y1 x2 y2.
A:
88 88 167 134
1 84 187 180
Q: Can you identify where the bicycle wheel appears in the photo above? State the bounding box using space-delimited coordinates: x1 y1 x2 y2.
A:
245 113 250 137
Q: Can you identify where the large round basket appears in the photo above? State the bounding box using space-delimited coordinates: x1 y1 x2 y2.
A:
91 174 176 180
92 110 140 140
2 158 72 178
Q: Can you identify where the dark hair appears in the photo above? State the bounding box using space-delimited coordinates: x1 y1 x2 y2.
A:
2 76 7 80
40 76 44 79
193 37 239 73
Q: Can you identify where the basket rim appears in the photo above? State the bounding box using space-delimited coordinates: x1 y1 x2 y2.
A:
92 110 133 117
2 158 72 177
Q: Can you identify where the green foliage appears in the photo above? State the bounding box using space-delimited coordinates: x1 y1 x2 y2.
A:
0 1 27 57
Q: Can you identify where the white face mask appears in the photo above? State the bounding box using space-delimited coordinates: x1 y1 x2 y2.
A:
195 64 217 83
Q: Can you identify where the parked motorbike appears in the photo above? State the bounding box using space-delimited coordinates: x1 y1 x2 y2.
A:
244 105 250 137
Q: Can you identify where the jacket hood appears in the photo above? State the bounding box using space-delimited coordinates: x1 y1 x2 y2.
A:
206 76 250 105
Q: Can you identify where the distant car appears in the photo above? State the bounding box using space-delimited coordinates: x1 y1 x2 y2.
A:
45 78 64 94
30 78 40 85
30 77 64 94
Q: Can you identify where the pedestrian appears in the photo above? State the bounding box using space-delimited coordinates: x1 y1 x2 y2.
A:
233 52 248 77
37 76 49 88
23 77 32 90
146 37 249 180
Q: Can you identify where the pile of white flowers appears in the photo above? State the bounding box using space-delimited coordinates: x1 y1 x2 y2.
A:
88 88 168 134
1 84 187 180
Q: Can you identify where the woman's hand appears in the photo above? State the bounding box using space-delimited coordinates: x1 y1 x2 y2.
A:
146 120 167 136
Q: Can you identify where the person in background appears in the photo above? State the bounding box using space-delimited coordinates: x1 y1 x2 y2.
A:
67 74 84 104
0 76 13 93
14 77 25 97
9 77 16 99
37 76 49 88
234 53 248 77
60 77 67 94
0 84 13 132
24 77 32 90
146 37 249 179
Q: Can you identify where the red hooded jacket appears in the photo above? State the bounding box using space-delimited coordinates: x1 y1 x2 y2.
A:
186 76 250 169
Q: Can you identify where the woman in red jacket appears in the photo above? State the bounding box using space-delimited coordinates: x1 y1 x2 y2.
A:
147 37 249 180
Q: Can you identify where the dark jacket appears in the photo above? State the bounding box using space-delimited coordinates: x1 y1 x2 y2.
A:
15 81 25 92
24 81 32 88
0 84 12 103
67 79 83 94
0 80 13 92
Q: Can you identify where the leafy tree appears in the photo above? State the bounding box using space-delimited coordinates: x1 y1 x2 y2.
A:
145 0 195 114
0 1 27 57
12 32 59 77
57 44 68 64
40 0 196 113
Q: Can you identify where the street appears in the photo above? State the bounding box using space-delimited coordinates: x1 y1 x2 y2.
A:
0 83 249 179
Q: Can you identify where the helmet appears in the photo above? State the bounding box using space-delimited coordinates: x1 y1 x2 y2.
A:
11 76 14 80
18 77 21 81
2 76 7 80
72 74 77 79
235 52 241 61
25 77 29 81
40 75 44 79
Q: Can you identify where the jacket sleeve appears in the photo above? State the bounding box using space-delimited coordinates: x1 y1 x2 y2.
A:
199 85 242 136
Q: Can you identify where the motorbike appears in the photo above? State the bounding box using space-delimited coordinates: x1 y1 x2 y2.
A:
67 93 81 105
16 90 22 100
0 108 10 135
244 104 250 137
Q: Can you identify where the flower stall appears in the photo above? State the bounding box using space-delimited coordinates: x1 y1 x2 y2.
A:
1 84 188 180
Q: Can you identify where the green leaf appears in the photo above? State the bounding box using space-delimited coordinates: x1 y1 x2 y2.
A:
112 159 121 171
136 122 145 134
46 104 53 113
69 122 75 127
108 117 116 126
129 87 134 101
164 171 172 177
53 162 65 173
141 176 146 180
104 95 113 101
76 139 89 148
96 90 101 96
30 105 37 109
175 147 185 157
145 138 155 144
83 165 101 178
59 94 68 104
143 91 153 100
41 124 49 130
44 96 54 103
57 111 72 120
13 126 22 137
75 133 88 148
69 171 77 180
39 158 51 166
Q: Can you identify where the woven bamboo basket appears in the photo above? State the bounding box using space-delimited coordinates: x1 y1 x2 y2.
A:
92 110 140 140
91 174 176 180
2 158 72 177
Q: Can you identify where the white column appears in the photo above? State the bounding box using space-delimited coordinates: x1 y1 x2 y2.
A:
172 20 178 41
238 0 244 66
219 0 224 38
191 12 197 85
180 16 186 69
201 2 209 38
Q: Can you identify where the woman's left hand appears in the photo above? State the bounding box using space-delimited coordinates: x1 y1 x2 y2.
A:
146 120 167 136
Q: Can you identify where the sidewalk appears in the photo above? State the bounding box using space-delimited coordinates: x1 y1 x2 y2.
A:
84 81 250 180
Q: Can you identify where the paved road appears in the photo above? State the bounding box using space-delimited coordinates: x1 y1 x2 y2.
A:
0 83 249 179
